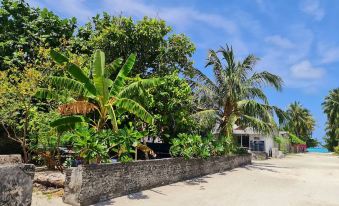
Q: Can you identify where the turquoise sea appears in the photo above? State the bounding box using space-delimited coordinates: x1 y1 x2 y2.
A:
307 147 330 153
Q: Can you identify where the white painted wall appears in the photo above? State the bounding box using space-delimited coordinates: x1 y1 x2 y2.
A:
248 134 275 154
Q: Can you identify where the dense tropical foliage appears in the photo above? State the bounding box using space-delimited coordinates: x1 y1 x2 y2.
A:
44 50 158 131
73 13 195 77
0 0 76 71
283 102 317 147
323 88 339 151
2 0 337 168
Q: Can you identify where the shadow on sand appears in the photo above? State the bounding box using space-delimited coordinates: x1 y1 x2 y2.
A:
93 192 149 205
244 162 289 173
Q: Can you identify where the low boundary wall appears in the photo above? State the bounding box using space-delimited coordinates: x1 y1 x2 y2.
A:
0 163 35 205
63 154 251 205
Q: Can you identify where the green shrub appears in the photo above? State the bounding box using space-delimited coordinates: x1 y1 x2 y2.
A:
109 125 146 163
334 146 339 155
235 147 249 155
62 125 110 164
170 133 237 159
289 133 306 145
274 136 290 154
170 133 206 159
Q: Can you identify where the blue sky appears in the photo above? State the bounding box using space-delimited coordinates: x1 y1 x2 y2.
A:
28 0 338 142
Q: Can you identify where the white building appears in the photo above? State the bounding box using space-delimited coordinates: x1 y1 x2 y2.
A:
233 126 280 155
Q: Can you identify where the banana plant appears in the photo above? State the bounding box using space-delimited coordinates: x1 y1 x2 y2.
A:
44 50 161 132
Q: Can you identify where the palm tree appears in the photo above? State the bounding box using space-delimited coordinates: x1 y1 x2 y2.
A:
41 50 160 132
285 101 315 143
192 45 285 137
322 88 339 149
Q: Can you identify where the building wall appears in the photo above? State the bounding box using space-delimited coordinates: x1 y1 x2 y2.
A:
63 155 252 206
248 134 275 154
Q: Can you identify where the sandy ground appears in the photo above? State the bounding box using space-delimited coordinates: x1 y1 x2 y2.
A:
32 153 339 206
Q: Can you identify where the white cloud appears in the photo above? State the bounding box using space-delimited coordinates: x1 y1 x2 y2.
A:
265 35 294 49
258 26 314 76
300 0 325 21
290 60 325 80
100 0 252 57
102 0 238 34
317 43 339 64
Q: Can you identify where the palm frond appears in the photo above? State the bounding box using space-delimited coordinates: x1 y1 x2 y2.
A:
58 101 98 116
206 49 225 86
35 89 60 100
218 45 235 72
66 63 97 95
118 78 162 99
50 50 68 64
113 98 153 124
245 87 268 104
272 105 287 125
190 67 218 93
249 71 283 91
241 55 258 70
50 50 97 95
136 143 157 157
48 76 86 95
240 114 275 134
105 58 123 77
237 99 277 129
92 50 109 99
110 54 136 96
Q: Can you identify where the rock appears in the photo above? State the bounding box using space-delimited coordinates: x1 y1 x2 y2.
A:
34 171 65 188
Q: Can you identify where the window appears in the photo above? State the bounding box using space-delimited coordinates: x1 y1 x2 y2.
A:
250 140 265 152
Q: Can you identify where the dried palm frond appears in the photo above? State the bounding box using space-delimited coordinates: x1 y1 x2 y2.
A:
136 143 157 158
58 101 98 116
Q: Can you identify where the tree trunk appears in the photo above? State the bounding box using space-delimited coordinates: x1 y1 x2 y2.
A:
22 105 29 163
22 144 28 163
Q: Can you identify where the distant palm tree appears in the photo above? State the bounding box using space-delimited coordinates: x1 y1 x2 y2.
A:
322 88 339 141
192 45 285 137
285 101 315 141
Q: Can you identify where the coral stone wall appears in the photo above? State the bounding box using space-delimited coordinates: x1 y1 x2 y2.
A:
63 154 251 205
0 164 35 206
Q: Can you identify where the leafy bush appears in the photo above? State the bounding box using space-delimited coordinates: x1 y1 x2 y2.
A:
170 133 205 159
234 147 249 155
274 136 290 154
289 133 306 145
109 124 146 163
62 125 110 164
170 133 236 159
334 146 339 155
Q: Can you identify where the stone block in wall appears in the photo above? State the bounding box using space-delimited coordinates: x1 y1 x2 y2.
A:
250 151 268 160
0 164 35 206
63 154 251 206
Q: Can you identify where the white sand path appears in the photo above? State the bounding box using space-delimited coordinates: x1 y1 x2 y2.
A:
32 153 339 206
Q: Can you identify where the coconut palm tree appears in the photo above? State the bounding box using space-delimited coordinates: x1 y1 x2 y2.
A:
192 45 285 137
285 101 315 143
322 88 339 149
41 50 160 132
